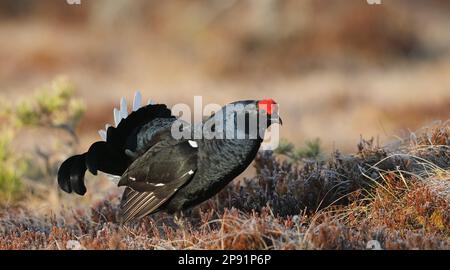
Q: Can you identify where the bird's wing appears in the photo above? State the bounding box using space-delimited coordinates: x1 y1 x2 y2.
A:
118 135 198 223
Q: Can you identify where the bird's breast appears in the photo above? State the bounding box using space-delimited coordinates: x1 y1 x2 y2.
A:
164 138 262 212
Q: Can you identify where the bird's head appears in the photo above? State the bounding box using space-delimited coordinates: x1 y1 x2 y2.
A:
257 98 283 127
204 99 282 140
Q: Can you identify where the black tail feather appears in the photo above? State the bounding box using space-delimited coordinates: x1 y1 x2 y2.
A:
58 103 175 196
57 154 87 195
106 104 175 151
86 141 128 176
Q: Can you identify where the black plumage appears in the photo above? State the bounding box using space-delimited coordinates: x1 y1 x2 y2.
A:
57 103 175 195
57 94 281 223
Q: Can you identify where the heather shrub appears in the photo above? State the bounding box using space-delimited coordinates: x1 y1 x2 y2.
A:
15 77 85 130
216 122 450 218
0 132 24 202
276 138 323 162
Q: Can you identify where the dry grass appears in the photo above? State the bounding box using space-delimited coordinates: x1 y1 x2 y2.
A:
0 122 448 250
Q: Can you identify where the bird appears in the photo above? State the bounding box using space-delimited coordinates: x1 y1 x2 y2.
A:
57 92 282 223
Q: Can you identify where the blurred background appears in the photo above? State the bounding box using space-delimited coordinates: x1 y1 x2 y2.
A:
0 0 449 209
1 0 450 149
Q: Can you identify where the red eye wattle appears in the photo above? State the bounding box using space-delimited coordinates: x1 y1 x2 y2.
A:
258 99 277 115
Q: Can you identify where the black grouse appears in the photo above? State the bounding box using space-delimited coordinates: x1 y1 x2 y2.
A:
58 93 282 223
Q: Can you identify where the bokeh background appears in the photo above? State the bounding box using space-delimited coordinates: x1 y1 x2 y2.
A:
1 0 450 150
0 0 450 208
